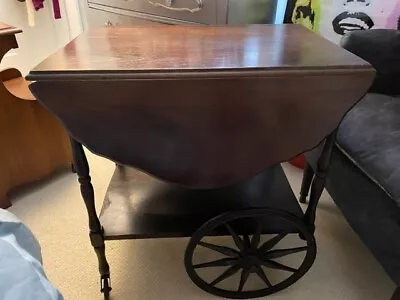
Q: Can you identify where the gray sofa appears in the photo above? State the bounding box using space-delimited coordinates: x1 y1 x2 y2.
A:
302 29 400 299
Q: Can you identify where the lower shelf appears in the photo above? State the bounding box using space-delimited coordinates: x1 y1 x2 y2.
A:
99 164 304 240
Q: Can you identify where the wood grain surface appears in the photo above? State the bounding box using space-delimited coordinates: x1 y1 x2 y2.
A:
0 22 22 36
28 24 371 80
29 25 375 188
0 28 71 208
0 22 12 30
100 165 303 239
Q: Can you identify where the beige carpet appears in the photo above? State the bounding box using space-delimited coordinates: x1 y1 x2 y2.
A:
8 151 395 300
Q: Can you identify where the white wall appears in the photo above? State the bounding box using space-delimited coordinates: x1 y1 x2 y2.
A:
64 0 85 38
0 0 83 75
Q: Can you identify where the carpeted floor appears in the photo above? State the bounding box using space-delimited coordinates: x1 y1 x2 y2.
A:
8 151 395 300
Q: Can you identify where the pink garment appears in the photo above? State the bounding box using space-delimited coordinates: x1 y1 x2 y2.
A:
31 0 61 19
32 0 44 10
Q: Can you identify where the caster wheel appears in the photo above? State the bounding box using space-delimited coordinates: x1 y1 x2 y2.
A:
299 196 307 204
101 276 112 299
185 208 316 299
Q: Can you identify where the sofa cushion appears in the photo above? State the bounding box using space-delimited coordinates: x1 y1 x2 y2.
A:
341 29 400 96
337 93 400 207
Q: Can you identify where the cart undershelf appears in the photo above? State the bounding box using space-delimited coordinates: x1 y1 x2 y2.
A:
99 164 304 240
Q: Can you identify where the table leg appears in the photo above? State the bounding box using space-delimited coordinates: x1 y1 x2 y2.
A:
70 137 111 296
304 131 336 233
299 163 315 203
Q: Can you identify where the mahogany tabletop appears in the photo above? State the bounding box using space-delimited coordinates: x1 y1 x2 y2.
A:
0 22 21 36
28 25 375 188
28 24 370 80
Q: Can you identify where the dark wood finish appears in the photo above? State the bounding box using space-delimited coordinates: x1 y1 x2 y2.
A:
70 138 110 286
28 25 374 189
304 131 336 232
392 287 400 300
0 31 18 65
27 25 375 298
299 162 314 203
100 164 303 239
28 25 371 79
29 72 373 188
0 68 22 81
184 208 316 299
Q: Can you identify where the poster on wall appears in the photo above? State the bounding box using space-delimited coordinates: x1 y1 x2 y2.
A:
284 0 400 44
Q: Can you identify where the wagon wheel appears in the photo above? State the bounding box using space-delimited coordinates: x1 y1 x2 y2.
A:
184 208 316 299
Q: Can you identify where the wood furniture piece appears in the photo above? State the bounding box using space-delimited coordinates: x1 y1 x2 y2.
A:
0 22 72 208
86 0 279 27
27 24 374 299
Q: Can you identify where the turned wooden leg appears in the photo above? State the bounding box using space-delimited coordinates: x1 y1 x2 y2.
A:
391 287 400 300
0 195 12 209
304 131 336 233
70 137 111 295
299 163 314 203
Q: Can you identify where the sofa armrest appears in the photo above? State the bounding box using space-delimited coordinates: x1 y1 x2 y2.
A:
341 29 400 96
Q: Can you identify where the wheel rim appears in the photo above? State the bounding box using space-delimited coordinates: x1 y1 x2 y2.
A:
185 208 316 299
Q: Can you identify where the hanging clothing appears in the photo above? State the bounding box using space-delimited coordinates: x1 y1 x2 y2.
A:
31 0 62 19
32 0 44 10
52 0 61 19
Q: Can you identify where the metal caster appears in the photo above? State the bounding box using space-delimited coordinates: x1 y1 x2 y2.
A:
101 276 111 299
185 208 316 299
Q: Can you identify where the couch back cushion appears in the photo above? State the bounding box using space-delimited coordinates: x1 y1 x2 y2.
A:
341 29 400 96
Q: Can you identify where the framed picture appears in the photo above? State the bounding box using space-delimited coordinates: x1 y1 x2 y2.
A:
285 0 400 43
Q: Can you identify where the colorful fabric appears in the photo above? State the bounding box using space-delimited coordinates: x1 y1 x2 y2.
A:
32 0 44 11
52 0 61 19
290 0 320 31
31 0 61 20
287 0 400 43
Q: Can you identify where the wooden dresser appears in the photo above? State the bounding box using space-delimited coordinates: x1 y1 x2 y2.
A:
86 0 279 26
0 23 72 208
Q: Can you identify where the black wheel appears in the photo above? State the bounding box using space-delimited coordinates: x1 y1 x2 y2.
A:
101 276 111 299
184 208 316 299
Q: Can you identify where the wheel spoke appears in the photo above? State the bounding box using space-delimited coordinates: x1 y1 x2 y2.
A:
198 241 239 257
255 265 272 287
194 258 238 269
251 221 262 249
237 265 251 292
258 233 287 253
243 235 251 248
261 259 297 273
225 223 245 251
265 246 308 259
210 262 243 286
